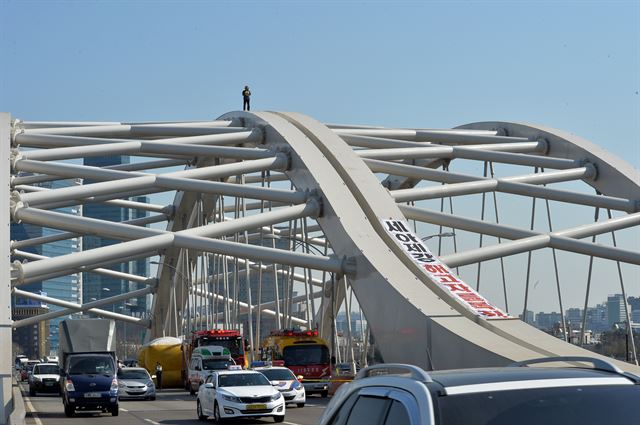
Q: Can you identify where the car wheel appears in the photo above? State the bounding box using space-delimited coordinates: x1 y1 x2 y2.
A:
321 390 328 398
214 401 225 424
297 402 305 408
197 400 206 421
274 415 285 423
64 403 74 417
111 405 119 416
150 396 156 401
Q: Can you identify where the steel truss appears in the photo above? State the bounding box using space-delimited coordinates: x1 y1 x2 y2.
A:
3 112 639 385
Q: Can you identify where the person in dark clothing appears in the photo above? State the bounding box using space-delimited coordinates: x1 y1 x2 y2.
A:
155 362 163 390
242 85 251 111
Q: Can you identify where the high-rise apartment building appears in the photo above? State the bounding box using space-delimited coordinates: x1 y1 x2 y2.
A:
82 156 150 314
607 294 626 328
11 178 82 357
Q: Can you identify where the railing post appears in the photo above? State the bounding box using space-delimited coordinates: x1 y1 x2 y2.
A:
0 112 14 424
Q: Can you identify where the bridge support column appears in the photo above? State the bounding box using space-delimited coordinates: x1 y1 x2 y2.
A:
1 113 13 424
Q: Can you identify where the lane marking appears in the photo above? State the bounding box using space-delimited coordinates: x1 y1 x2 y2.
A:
120 407 129 411
23 395 43 425
283 421 303 425
144 418 161 425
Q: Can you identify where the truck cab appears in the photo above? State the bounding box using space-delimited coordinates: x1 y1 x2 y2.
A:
61 353 119 416
187 345 235 395
59 319 119 417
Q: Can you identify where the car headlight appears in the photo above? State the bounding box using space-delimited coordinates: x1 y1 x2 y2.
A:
65 379 75 392
110 378 118 391
33 377 41 382
222 394 242 403
271 392 282 401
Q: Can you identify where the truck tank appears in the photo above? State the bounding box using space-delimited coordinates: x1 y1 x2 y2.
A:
138 336 183 388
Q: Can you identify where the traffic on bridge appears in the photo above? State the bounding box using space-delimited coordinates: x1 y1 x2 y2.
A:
3 111 639 425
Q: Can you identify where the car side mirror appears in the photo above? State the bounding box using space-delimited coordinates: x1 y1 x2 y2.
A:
203 383 214 389
297 375 304 381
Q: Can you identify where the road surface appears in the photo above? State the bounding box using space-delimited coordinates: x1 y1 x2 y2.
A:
21 383 329 425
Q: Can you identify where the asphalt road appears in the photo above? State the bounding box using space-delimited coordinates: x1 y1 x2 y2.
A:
21 383 330 425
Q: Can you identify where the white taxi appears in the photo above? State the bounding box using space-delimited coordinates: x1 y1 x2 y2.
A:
196 368 285 423
254 365 306 408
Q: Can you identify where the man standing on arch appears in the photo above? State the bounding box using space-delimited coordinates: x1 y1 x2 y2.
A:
242 85 251 111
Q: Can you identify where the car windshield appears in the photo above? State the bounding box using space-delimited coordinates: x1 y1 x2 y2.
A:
68 356 115 375
118 370 150 380
34 365 58 375
218 373 270 387
203 359 234 371
438 385 640 425
283 344 329 366
259 369 295 381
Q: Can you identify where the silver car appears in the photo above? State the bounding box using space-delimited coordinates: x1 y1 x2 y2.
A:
319 357 640 425
117 367 156 401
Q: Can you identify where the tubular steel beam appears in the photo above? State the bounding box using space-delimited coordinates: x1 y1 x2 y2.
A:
357 143 582 170
15 251 156 286
14 128 262 150
18 139 272 162
400 205 640 266
12 250 155 285
15 155 288 207
12 200 329 283
20 123 246 137
11 213 166 249
12 287 153 328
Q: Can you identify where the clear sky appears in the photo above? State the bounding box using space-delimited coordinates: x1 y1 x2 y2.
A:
1 1 639 314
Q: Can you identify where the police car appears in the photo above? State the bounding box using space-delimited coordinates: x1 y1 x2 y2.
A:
196 366 285 423
252 362 306 408
318 357 640 425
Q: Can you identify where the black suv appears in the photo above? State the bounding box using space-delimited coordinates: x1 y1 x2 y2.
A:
318 357 640 425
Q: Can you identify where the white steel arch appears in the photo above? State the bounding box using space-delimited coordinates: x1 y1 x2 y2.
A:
4 111 640 394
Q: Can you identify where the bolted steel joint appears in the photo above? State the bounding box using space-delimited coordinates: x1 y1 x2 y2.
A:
10 119 23 148
580 161 598 180
305 189 324 218
10 260 24 286
10 191 26 223
10 149 22 171
341 256 357 276
274 148 292 171
535 138 550 154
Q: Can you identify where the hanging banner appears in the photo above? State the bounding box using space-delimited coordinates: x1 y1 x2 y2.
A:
382 219 510 320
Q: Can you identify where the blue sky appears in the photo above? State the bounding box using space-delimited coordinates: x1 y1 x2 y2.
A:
1 0 638 167
1 1 639 313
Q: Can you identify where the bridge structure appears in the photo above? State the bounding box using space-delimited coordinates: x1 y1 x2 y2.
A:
1 110 639 422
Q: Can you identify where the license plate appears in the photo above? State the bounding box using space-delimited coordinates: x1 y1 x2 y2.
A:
45 382 54 386
246 404 267 410
84 392 102 398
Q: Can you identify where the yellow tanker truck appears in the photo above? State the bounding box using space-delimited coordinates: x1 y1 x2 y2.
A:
137 336 183 388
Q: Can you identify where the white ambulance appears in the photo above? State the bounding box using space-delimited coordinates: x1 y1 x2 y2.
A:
187 345 236 395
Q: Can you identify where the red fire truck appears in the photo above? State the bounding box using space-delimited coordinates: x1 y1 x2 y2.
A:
182 329 247 388
261 329 331 397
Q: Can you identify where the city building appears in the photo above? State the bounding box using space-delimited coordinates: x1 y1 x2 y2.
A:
565 308 582 329
607 294 627 327
11 178 82 356
82 156 150 313
519 310 535 325
535 312 562 331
